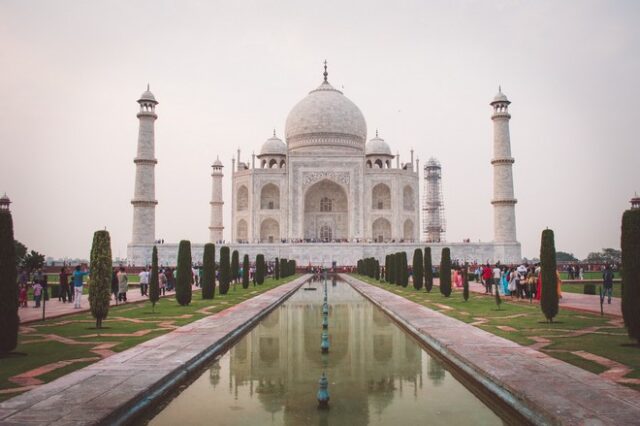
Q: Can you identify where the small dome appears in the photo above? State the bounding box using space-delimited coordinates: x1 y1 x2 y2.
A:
366 134 392 156
259 133 287 156
138 85 158 103
212 156 223 167
491 87 509 104
425 157 441 168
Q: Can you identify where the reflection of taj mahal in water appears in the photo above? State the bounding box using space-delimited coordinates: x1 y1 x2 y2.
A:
127 64 521 266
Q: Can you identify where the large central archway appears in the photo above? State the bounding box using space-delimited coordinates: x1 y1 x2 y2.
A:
303 179 348 241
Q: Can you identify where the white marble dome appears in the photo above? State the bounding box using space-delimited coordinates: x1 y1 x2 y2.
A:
138 87 157 103
366 134 392 156
492 88 509 104
285 79 367 152
259 133 287 156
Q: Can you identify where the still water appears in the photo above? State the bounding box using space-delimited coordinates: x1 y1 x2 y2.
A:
149 278 503 426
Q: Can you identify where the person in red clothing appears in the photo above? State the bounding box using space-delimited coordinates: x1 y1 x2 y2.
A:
482 264 492 294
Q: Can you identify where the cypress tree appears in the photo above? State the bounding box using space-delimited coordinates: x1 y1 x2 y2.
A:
375 259 380 281
621 208 640 343
275 257 280 280
231 250 240 284
0 207 17 353
176 240 192 306
89 230 112 329
290 260 296 276
256 254 265 284
242 254 250 289
462 268 469 301
412 248 424 290
389 254 396 284
400 252 409 287
149 246 160 311
219 246 230 295
540 229 558 322
424 247 433 293
396 252 403 285
201 243 215 299
384 255 389 282
280 258 287 278
440 248 452 297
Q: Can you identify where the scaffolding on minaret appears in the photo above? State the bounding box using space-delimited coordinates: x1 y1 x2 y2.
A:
422 158 446 242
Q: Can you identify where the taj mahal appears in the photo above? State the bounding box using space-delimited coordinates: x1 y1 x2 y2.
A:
127 64 521 266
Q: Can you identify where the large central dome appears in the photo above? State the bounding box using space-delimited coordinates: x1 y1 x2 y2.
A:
285 72 367 153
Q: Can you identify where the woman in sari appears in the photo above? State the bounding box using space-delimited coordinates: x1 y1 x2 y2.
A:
501 267 510 296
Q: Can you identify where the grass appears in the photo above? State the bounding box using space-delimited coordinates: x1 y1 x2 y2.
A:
352 274 640 391
558 271 618 280
561 283 622 298
0 275 299 401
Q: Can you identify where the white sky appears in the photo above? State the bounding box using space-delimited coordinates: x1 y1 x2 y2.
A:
1 0 638 260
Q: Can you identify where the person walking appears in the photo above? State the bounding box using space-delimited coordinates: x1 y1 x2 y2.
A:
33 281 43 308
603 264 614 304
72 265 90 309
111 268 119 304
59 267 69 303
482 264 492 294
159 269 167 296
117 266 129 302
492 264 501 295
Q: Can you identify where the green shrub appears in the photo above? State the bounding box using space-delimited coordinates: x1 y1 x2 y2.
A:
399 252 408 287
583 283 596 295
412 248 424 290
176 240 193 306
231 250 239 284
540 229 558 322
89 230 112 328
424 247 433 293
439 248 452 297
256 254 265 285
149 246 160 311
388 254 396 284
242 254 250 289
201 243 215 299
275 257 280 280
375 259 380 281
0 209 18 353
621 209 640 343
462 269 469 301
280 258 287 278
219 246 230 295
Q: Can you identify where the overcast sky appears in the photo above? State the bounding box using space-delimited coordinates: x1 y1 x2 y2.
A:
1 0 638 260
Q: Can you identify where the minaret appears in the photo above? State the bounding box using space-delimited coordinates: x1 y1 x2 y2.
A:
209 157 224 243
490 87 517 242
422 158 446 242
130 85 158 245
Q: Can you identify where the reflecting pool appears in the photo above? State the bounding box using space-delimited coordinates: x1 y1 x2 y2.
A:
149 278 504 425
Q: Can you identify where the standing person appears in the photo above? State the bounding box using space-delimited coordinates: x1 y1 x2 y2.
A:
501 267 510 296
19 284 28 308
33 281 43 308
59 267 69 303
72 265 90 309
139 267 149 296
492 264 501 295
111 268 119 303
117 266 129 302
165 267 174 292
603 264 614 304
482 264 492 294
159 268 167 296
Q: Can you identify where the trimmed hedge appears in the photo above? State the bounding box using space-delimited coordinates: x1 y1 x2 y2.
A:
439 248 451 297
275 257 280 280
201 243 215 299
242 254 250 289
149 246 160 310
175 240 192 306
412 248 423 290
621 208 640 343
0 208 17 353
540 229 558 322
89 230 112 328
424 247 433 293
256 254 265 285
219 246 230 295
231 250 239 284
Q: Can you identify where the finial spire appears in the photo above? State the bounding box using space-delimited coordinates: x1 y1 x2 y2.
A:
376 129 378 137
498 85 502 93
147 83 150 91
323 60 328 83
273 128 276 137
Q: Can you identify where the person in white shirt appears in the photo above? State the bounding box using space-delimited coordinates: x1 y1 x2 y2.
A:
492 265 501 295
139 268 150 296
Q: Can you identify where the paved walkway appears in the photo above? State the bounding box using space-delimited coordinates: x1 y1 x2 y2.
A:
343 275 640 425
464 280 622 316
18 287 197 324
0 275 309 425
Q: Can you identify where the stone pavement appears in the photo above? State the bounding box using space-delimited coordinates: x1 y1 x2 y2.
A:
0 275 309 426
343 275 640 426
18 286 196 324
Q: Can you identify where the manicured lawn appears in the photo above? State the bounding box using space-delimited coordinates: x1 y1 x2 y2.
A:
561 283 622 298
558 271 618 280
352 274 640 392
0 275 300 401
